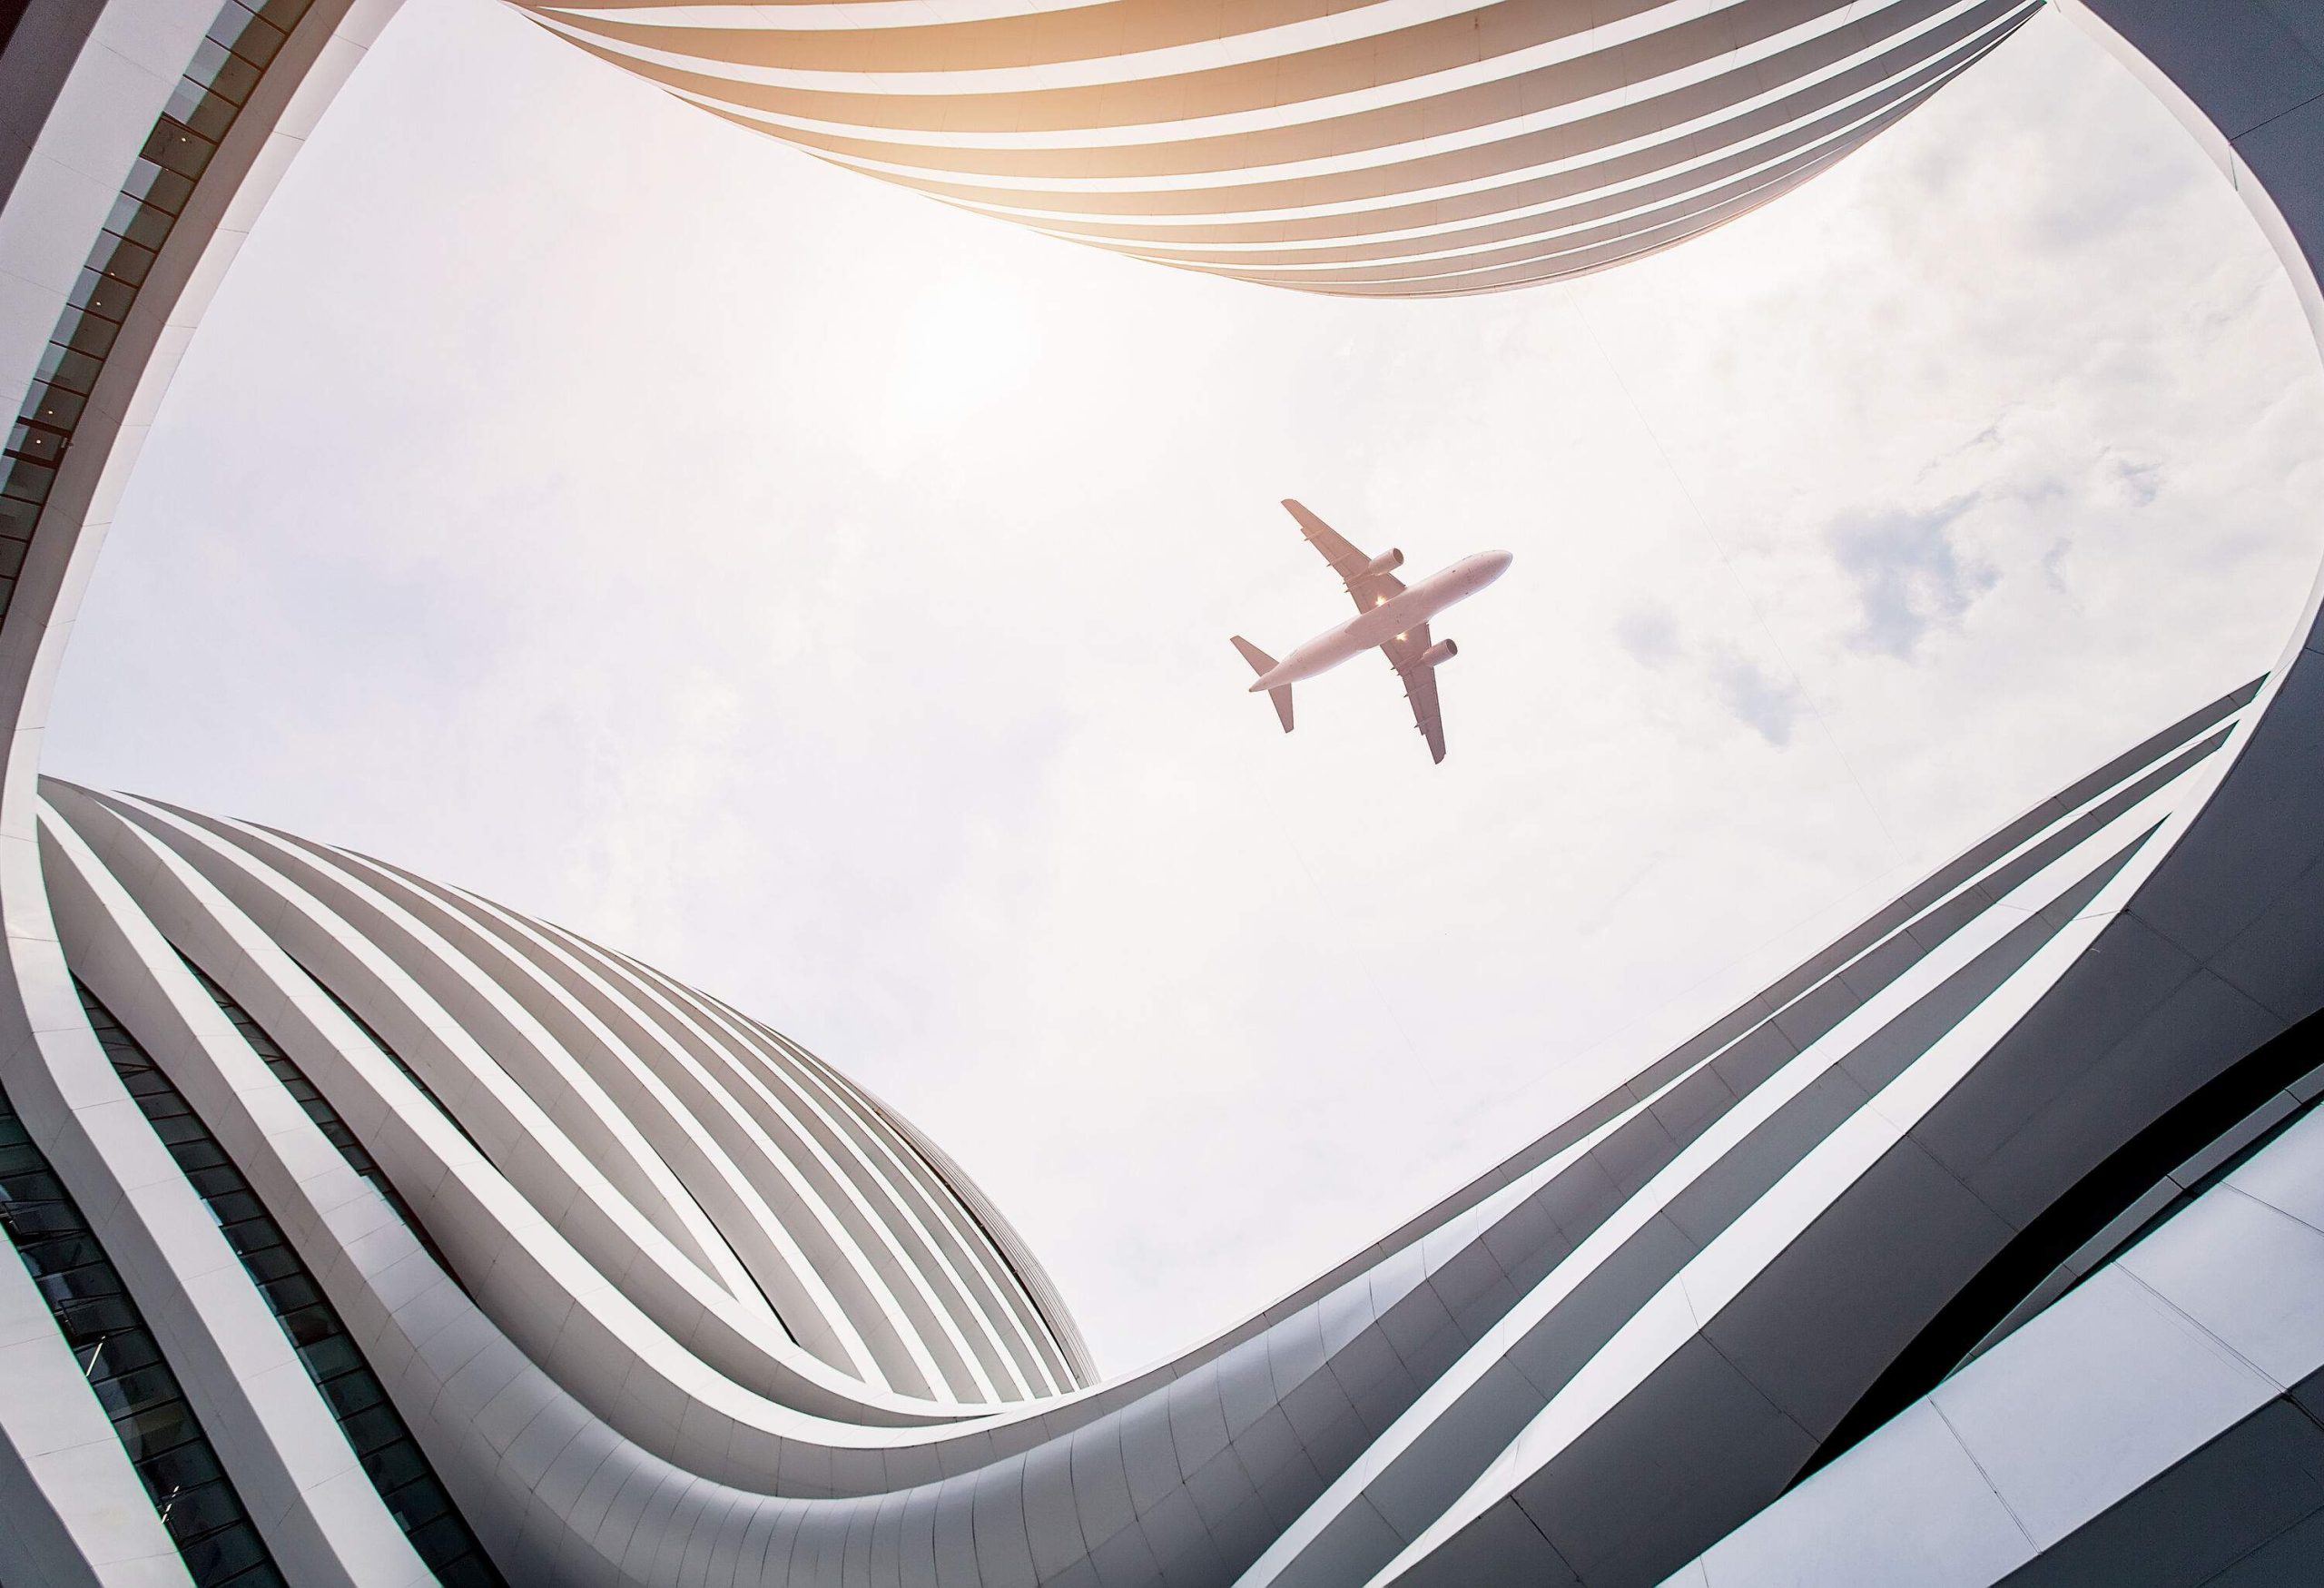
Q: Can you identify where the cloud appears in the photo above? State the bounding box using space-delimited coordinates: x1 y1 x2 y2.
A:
1711 654 1804 747
1614 606 1679 666
1827 497 1998 659
2040 536 2076 596
2105 450 2162 507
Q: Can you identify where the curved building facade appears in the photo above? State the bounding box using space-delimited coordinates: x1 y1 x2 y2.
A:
0 677 2310 1588
509 0 2045 297
4 1 2324 1585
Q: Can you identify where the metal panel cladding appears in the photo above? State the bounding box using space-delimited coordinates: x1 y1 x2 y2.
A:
507 0 2045 296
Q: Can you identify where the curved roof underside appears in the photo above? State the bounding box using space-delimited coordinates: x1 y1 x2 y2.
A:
513 0 2043 296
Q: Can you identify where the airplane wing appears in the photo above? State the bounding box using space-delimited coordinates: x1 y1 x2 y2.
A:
1283 498 1405 615
1382 623 1448 764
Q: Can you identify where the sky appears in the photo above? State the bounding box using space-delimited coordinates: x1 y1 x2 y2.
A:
41 0 2324 1375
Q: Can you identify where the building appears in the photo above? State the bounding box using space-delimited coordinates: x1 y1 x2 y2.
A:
2 1 2321 1584
505 0 2047 297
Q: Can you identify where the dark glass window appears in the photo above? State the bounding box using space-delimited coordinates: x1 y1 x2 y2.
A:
281 957 499 1171
0 1080 281 1586
80 978 506 1586
1 0 318 636
176 954 467 1285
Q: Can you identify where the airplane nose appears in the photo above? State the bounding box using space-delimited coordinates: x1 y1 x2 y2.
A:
1481 549 1514 580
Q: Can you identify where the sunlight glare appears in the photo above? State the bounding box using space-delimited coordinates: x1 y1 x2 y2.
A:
883 264 1043 434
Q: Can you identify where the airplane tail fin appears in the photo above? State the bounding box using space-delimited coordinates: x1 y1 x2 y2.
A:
1229 635 1277 675
1230 636 1295 734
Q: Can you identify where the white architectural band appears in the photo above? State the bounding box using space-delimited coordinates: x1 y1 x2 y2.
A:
508 0 2044 296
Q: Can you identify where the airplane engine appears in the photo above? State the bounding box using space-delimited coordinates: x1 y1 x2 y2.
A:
1421 639 1458 667
1363 547 1405 577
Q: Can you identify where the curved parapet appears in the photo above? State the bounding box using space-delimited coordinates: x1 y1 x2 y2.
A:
507 0 2046 297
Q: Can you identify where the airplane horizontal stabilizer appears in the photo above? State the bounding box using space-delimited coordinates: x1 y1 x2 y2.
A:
1229 636 1295 735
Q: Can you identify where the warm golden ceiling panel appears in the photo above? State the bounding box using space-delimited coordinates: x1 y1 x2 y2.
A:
515 0 2042 295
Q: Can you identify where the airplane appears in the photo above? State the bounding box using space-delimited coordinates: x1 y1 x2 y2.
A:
1230 499 1512 764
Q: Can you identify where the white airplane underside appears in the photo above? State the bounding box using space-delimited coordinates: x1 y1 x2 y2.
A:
1231 500 1512 764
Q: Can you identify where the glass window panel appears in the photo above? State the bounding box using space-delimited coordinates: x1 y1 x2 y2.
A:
381 1475 450 1532
358 1437 424 1493
161 1476 247 1544
67 269 133 324
3 455 56 505
140 120 214 182
6 427 63 465
93 1364 181 1422
153 1114 214 1147
219 1216 277 1255
177 1518 266 1584
115 202 172 253
407 1515 473 1569
112 1399 200 1465
21 1239 104 1282
338 1404 402 1457
30 1246 114 1288
209 6 284 69
186 1168 251 1202
120 162 193 217
180 39 245 104
81 1327 162 1378
171 1142 231 1175
142 1436 226 1496
33 344 100 396
61 313 118 360
133 972 501 1583
433 1553 499 1588
11 1201 85 1243
0 1073 279 1584
57 1293 138 1337
89 232 159 288
275 1303 337 1348
22 384 85 432
201 1190 262 1227
258 1273 320 1313
236 1244 299 1286
162 75 209 125
320 1368 385 1420
294 1330 359 1386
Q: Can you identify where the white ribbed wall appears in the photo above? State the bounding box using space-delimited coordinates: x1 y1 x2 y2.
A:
510 0 2043 295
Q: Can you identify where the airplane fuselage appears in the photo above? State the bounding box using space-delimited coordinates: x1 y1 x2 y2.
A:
1248 549 1513 693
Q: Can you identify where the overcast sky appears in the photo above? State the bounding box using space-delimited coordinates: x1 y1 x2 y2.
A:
42 0 2324 1375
